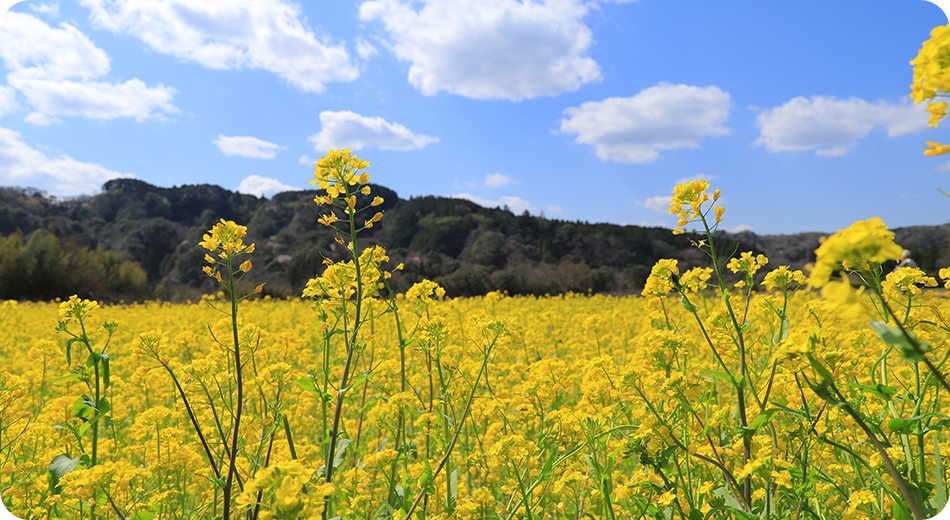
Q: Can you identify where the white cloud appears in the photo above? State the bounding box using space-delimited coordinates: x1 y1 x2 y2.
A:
355 37 378 61
213 135 284 159
723 224 754 234
29 2 59 16
80 0 360 93
298 154 318 165
0 125 131 195
453 193 534 214
359 0 601 101
236 174 300 198
545 204 562 216
0 11 110 80
559 83 732 163
0 12 177 123
641 195 671 213
754 96 928 156
484 173 512 187
11 76 178 122
0 85 18 117
676 174 717 185
308 110 438 152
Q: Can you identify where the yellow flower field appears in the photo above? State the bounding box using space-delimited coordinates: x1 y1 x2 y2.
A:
1 152 950 519
0 278 949 519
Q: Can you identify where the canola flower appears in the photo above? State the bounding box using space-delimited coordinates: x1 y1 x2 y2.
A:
4 156 950 520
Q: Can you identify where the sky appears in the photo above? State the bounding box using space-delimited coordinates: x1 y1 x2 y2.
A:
0 0 948 235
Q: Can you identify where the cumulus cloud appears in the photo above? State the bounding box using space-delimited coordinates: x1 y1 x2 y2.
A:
213 135 284 159
559 83 732 163
298 154 318 166
359 0 601 100
723 224 754 234
641 195 671 213
484 173 512 187
453 193 534 214
355 37 378 61
29 2 59 16
0 125 130 195
308 110 438 152
236 174 300 198
80 0 360 93
754 96 928 156
0 12 177 123
0 85 18 118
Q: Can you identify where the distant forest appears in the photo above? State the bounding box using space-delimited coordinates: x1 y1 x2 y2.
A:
1 179 949 302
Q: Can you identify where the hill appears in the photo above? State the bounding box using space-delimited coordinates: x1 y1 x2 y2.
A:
0 180 947 301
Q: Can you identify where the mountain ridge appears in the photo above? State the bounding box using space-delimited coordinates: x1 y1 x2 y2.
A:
1 179 948 301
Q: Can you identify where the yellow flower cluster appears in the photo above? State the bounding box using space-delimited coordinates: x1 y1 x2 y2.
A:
235 460 334 519
809 217 904 288
310 148 384 227
668 179 722 234
910 25 950 153
58 295 99 324
199 219 254 259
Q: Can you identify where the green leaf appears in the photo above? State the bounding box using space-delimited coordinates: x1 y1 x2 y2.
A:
50 373 82 384
713 487 748 516
700 369 743 389
772 314 790 345
679 297 698 314
539 450 557 483
808 354 834 383
871 321 931 362
448 469 458 512
848 383 897 401
101 353 111 390
931 437 947 512
748 409 779 433
130 513 154 520
332 438 352 470
418 455 434 493
296 376 317 393
296 377 333 402
48 454 82 492
65 337 81 366
887 414 934 435
78 411 105 437
71 394 96 419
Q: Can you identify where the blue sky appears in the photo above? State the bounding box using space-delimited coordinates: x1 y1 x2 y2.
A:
0 0 947 235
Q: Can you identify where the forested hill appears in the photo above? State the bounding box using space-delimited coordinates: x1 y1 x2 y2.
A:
1 179 948 302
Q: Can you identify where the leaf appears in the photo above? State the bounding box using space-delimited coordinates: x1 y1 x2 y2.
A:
887 413 934 435
332 438 352 470
48 454 82 492
71 394 96 419
448 469 458 512
418 455 434 493
807 354 835 383
539 450 556 483
296 377 333 402
101 353 111 390
871 321 931 362
700 369 743 389
296 377 317 393
931 437 947 512
86 351 100 368
848 383 897 401
679 297 698 314
772 314 790 345
748 409 779 433
65 337 81 366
